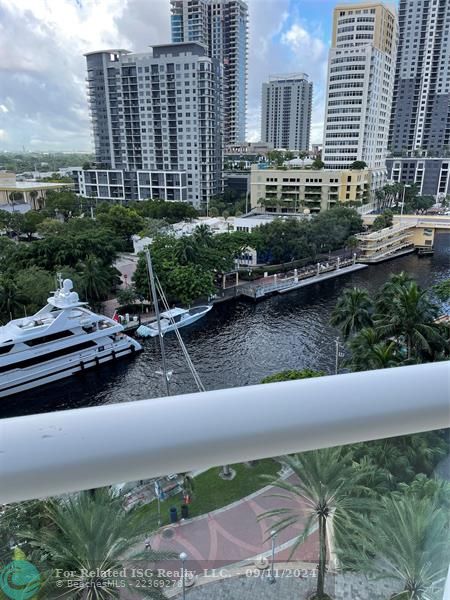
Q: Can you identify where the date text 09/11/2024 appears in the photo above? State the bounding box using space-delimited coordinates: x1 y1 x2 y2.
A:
53 567 319 580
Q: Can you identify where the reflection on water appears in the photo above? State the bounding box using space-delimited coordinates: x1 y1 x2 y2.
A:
2 233 449 418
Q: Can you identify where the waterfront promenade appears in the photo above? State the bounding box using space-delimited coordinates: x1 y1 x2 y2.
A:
148 478 319 573
140 480 401 600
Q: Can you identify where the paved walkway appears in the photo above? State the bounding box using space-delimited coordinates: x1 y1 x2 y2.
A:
115 253 138 287
149 479 320 575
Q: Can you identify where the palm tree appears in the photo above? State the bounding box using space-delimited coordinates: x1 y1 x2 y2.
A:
29 189 39 209
330 287 373 339
78 255 112 302
374 281 442 360
376 272 414 315
353 495 450 600
375 188 385 211
22 488 175 599
257 197 276 211
8 191 24 206
193 223 214 247
260 448 370 600
348 328 400 371
174 237 197 265
365 341 399 369
0 276 24 322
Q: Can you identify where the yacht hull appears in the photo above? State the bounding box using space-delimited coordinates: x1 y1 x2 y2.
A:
0 338 141 399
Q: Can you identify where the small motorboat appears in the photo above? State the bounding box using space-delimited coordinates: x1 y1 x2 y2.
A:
136 305 212 338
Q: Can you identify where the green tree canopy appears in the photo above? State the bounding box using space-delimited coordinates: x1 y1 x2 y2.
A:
267 150 286 167
373 279 442 360
77 255 119 302
350 160 368 169
372 210 393 231
36 217 66 237
97 204 145 248
21 210 46 240
132 228 250 304
433 279 450 302
331 273 449 368
44 190 80 221
15 267 55 314
131 200 198 223
312 158 325 169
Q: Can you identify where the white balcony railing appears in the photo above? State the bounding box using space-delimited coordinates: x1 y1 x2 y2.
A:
1 362 449 505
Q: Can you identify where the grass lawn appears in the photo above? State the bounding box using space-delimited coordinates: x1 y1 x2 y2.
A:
139 459 280 527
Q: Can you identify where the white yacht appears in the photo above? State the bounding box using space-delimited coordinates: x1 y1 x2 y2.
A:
0 278 142 398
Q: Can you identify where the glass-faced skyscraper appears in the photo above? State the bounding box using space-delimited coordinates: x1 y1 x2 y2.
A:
389 0 450 155
170 0 248 145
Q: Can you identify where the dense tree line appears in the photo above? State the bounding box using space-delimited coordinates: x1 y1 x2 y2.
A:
133 225 250 304
130 207 364 304
0 151 93 173
0 192 201 321
252 207 363 264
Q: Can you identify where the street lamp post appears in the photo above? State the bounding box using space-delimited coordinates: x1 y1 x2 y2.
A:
335 337 345 374
268 529 277 584
179 552 187 600
335 338 339 375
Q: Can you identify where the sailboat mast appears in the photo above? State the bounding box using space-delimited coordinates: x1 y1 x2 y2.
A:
145 249 170 396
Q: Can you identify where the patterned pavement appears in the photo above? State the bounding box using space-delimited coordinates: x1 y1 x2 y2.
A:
149 479 320 575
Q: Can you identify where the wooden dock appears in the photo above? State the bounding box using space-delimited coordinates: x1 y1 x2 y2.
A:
239 260 368 300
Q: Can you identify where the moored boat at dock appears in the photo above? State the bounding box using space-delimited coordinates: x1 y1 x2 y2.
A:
136 305 212 338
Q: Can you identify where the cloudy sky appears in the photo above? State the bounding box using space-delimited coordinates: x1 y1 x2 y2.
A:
0 0 371 152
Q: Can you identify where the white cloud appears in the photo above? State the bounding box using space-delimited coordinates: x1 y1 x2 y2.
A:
281 23 327 65
0 129 7 140
281 22 329 144
0 0 329 149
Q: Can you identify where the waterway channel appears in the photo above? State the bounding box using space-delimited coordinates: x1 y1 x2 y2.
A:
2 232 449 419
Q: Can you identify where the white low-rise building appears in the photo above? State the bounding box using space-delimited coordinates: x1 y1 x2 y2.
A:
132 216 234 254
0 172 73 211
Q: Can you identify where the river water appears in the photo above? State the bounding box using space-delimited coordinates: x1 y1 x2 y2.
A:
2 233 449 419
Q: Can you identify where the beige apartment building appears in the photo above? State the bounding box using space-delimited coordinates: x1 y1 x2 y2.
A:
250 165 371 214
323 2 397 192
